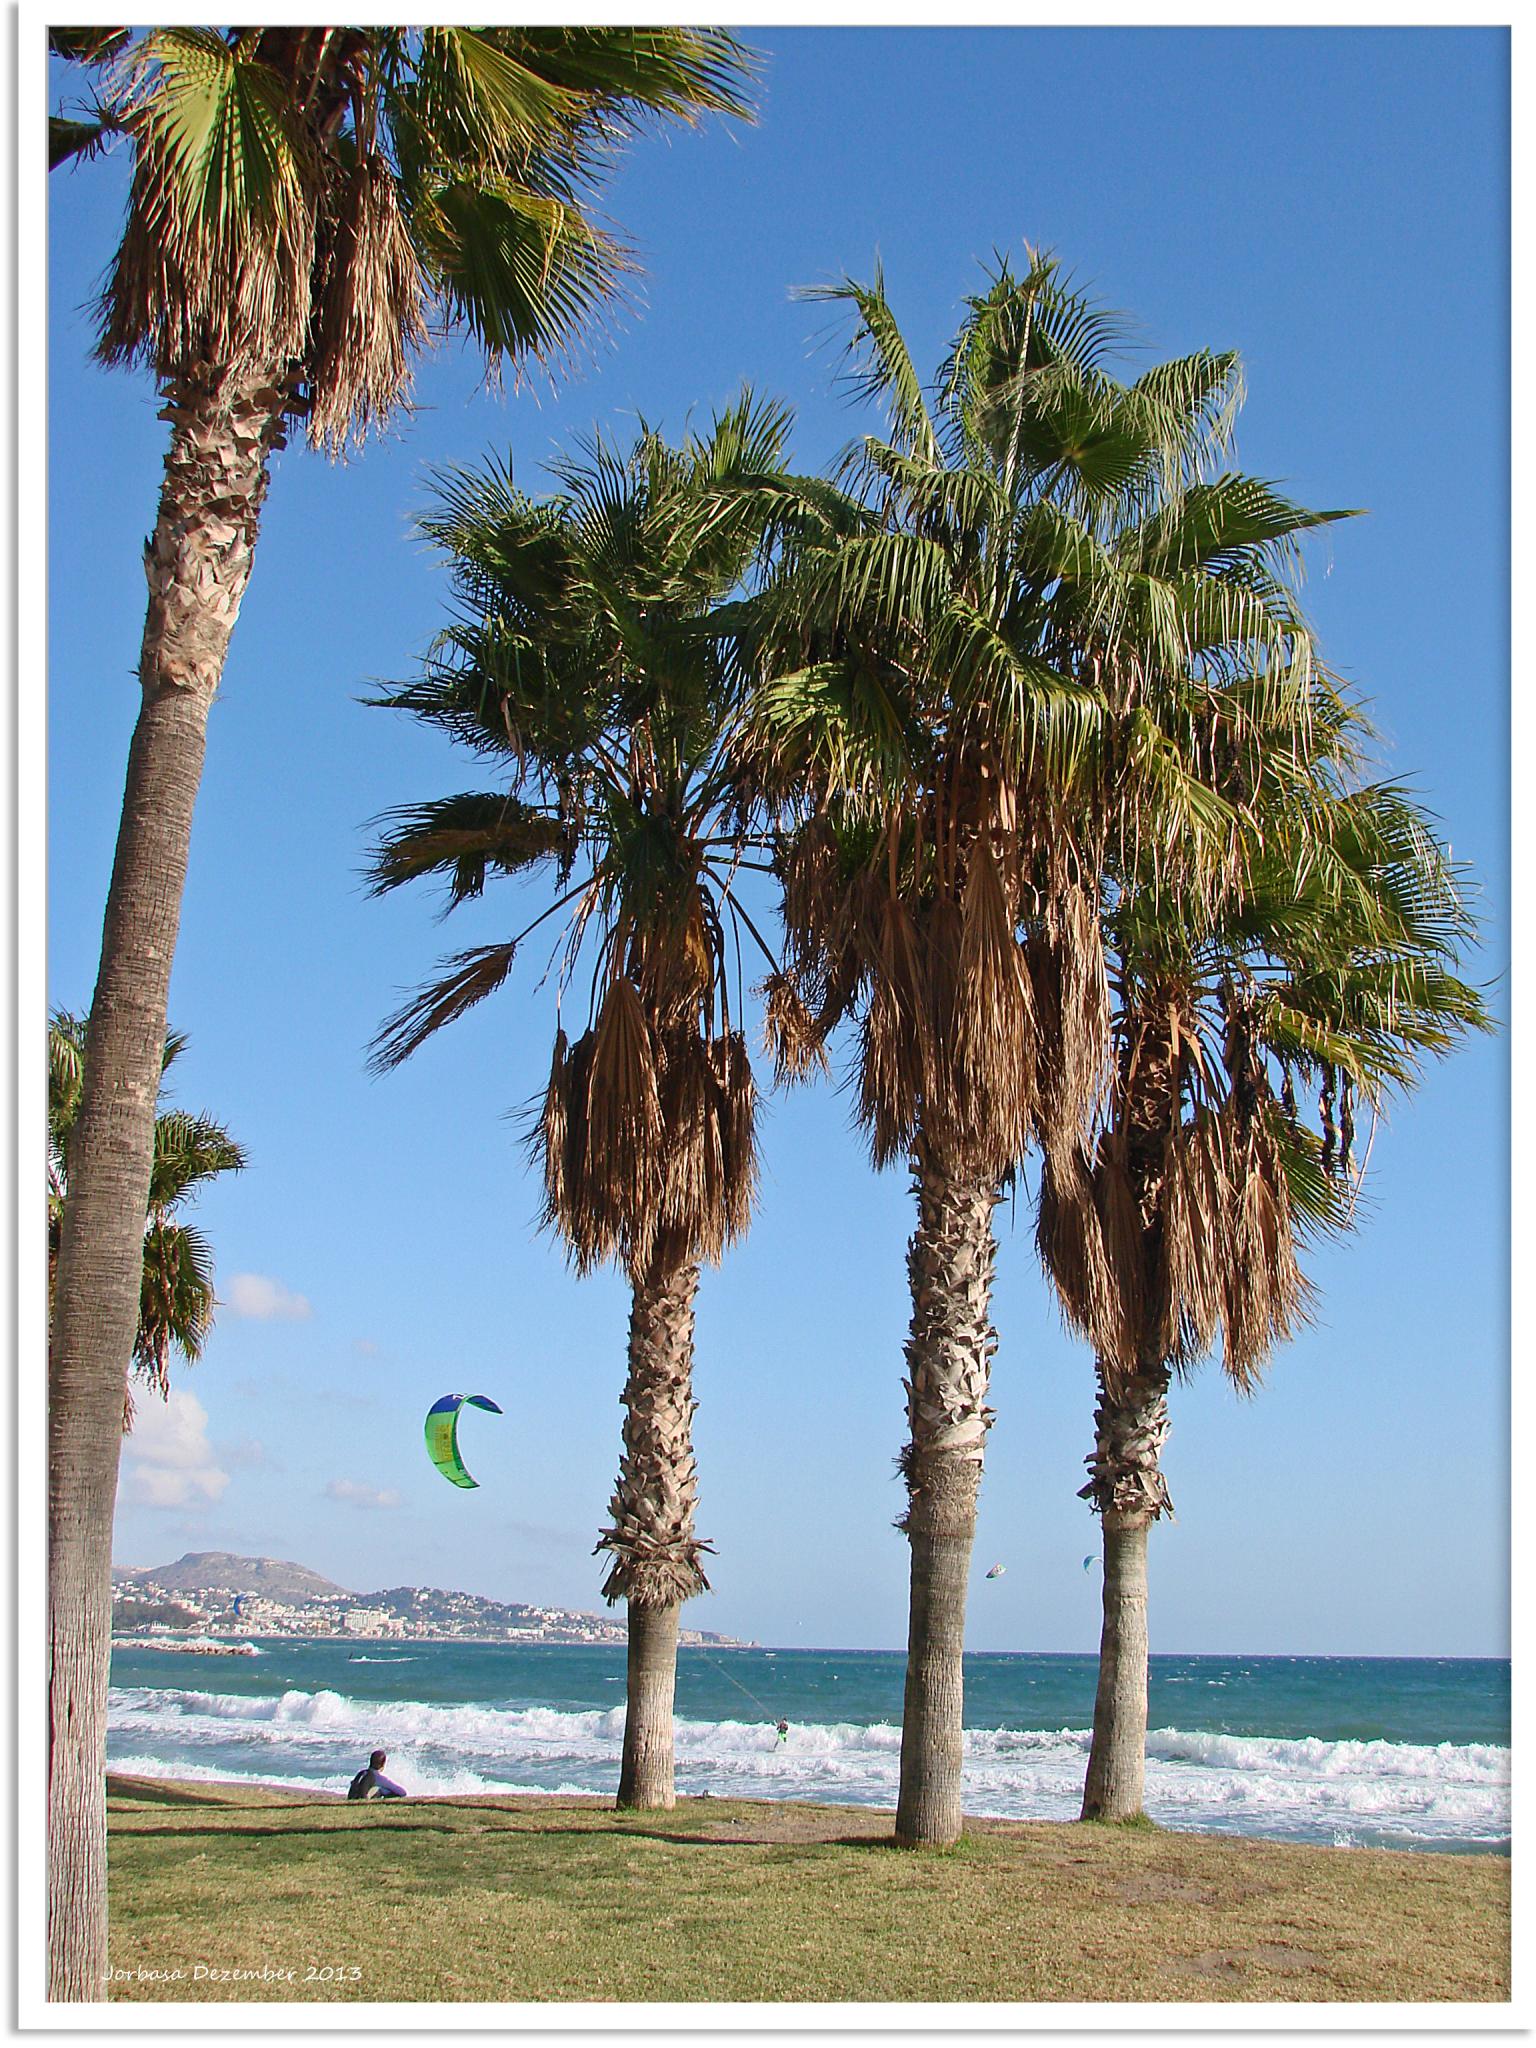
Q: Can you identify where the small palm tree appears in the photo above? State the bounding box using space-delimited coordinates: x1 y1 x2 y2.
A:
1039 687 1490 1820
47 27 753 1996
369 401 790 1809
743 254 1262 1846
49 1012 245 1424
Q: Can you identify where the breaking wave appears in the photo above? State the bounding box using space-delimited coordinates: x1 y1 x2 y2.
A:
107 1684 1509 1852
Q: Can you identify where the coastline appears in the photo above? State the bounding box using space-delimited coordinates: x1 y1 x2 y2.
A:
112 1629 755 1652
108 1639 1510 1855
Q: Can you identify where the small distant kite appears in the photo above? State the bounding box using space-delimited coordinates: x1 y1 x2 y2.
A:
424 1394 503 1489
1082 1555 1098 1573
232 1595 245 1618
985 1563 1006 1580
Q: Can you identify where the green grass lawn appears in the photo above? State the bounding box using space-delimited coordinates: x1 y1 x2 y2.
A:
105 1775 1509 2005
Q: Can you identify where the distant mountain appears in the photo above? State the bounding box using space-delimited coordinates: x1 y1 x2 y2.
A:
113 1552 355 1601
112 1552 751 1646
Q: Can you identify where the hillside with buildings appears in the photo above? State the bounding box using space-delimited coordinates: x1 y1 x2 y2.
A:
110 1553 751 1648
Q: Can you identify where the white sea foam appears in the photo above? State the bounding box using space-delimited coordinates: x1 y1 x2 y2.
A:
106 1685 1510 1851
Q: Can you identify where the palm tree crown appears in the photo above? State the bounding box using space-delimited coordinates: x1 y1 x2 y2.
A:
747 253 1294 1175
1041 692 1491 1401
54 26 756 446
49 1012 245 1414
368 397 793 1282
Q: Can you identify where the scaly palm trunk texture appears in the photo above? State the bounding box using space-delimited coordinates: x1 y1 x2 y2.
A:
599 1259 709 1810
1079 1359 1173 1823
895 1146 999 1848
48 362 288 2001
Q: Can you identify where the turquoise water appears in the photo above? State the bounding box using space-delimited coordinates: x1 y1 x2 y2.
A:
108 1643 1510 1854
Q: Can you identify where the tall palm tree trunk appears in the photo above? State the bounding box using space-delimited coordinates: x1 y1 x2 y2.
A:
895 1143 998 1848
599 1257 710 1810
48 362 288 2001
1079 1358 1172 1823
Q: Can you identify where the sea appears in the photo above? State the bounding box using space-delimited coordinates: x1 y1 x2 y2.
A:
106 1642 1510 1856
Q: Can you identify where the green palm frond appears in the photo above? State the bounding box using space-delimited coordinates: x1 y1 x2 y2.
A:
1122 350 1245 485
493 26 757 136
754 662 917 805
49 111 119 169
408 175 626 369
49 1014 241 1394
367 793 580 905
797 266 940 464
147 1111 247 1214
48 1010 88 1147
1120 478 1357 582
135 1219 217 1393
129 28 308 240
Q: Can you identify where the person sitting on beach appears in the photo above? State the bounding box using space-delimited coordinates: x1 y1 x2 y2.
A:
347 1749 406 1800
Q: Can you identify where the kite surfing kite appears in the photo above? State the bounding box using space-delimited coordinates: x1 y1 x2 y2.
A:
985 1563 1005 1580
1082 1555 1098 1572
424 1394 503 1489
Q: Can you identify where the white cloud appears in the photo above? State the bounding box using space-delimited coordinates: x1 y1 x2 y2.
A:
225 1273 311 1322
119 1391 230 1511
325 1479 401 1512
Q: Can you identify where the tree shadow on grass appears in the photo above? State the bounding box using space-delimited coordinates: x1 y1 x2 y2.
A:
107 1777 335 1810
500 1822 887 1853
109 1823 463 1840
107 1779 239 1809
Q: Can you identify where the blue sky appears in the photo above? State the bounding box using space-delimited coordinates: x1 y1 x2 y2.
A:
48 27 1508 1655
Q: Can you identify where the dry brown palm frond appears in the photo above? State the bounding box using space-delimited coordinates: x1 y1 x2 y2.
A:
306 151 426 450
1091 1150 1145 1385
920 889 963 1061
653 1031 717 1265
537 1028 572 1232
1213 1106 1310 1388
1221 1166 1275 1382
582 975 664 1259
761 970 831 1084
1023 926 1065 1136
712 1031 759 1246
1059 877 1112 1107
370 941 520 1071
855 890 932 1168
859 978 921 1170
1035 1141 1112 1346
542 1027 610 1269
1026 865 1111 1156
958 835 1040 1163
1157 1117 1223 1367
1181 1110 1233 1361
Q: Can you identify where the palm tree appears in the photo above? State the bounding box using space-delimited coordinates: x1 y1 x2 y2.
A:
1038 671 1490 1820
46 27 753 1996
49 1012 245 1426
368 401 790 1809
743 255 1258 1846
